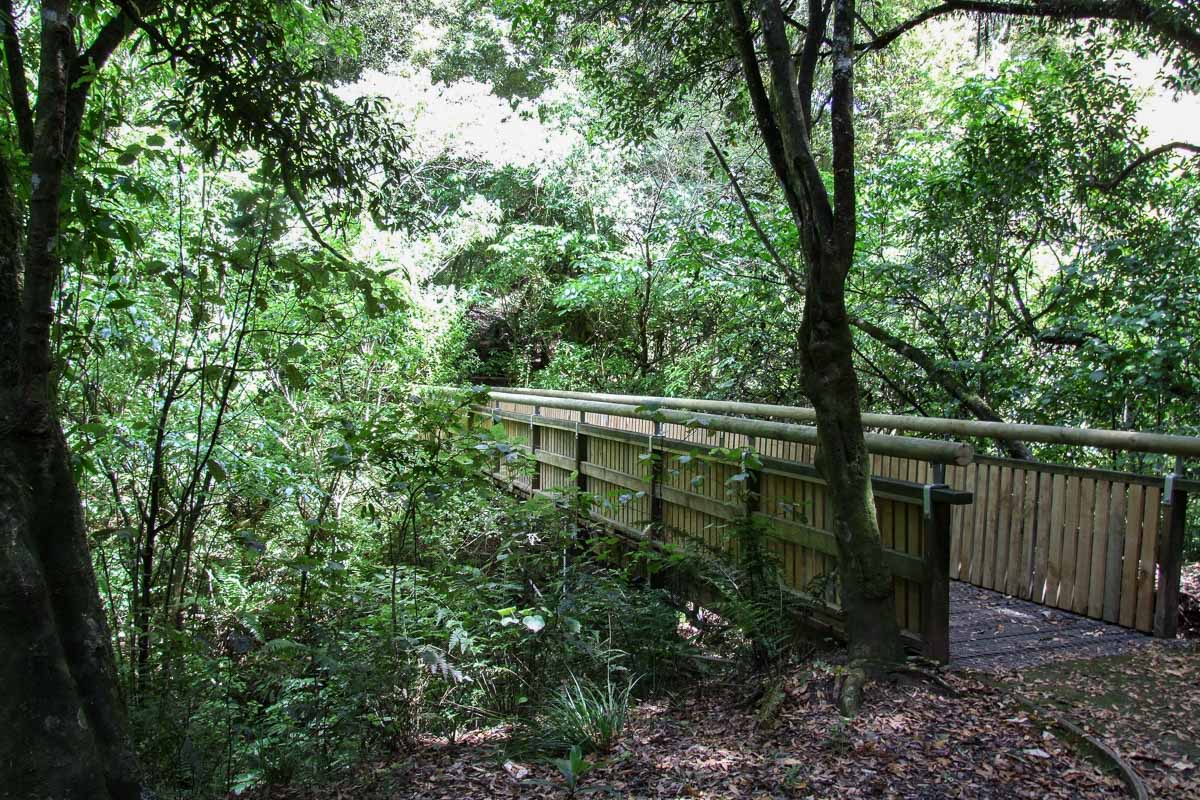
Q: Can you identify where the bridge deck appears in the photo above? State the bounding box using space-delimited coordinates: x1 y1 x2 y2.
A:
949 580 1155 671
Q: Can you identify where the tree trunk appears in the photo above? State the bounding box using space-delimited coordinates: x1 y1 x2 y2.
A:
801 260 902 666
1 4 142 795
725 0 903 667
0 423 142 799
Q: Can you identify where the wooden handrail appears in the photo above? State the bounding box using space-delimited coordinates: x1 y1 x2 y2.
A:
480 390 974 465
500 387 1200 459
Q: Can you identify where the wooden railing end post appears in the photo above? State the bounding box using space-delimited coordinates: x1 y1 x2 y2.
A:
1155 457 1189 638
922 463 952 664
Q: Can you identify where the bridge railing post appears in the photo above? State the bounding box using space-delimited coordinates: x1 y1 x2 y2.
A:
529 405 542 492
1155 456 1189 638
922 462 952 664
574 410 588 494
650 421 664 539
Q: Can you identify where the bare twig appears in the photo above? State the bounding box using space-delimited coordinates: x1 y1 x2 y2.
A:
704 131 794 280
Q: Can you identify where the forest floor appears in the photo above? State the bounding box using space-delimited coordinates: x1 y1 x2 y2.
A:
246 567 1200 800
247 663 1165 799
997 641 1199 799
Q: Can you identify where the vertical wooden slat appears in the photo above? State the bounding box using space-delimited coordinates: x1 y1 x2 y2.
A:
1045 474 1067 606
879 499 894 550
1017 471 1037 600
1102 484 1127 623
1033 472 1053 603
971 464 990 585
1119 484 1145 628
907 503 921 631
1088 480 1110 618
815 481 827 530
649 435 663 540
1058 477 1081 610
807 542 819 594
992 467 1013 592
895 500 909 557
1072 479 1095 615
960 464 979 581
792 541 803 592
1135 486 1160 632
1005 470 1027 597
784 537 797 591
981 465 1002 589
948 464 963 579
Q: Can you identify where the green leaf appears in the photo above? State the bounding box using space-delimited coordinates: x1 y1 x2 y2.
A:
116 145 141 165
521 614 545 632
207 458 228 483
283 363 307 389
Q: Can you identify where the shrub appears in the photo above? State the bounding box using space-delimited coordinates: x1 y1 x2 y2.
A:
531 672 639 755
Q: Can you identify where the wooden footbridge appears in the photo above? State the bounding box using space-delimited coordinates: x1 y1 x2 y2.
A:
447 386 1197 665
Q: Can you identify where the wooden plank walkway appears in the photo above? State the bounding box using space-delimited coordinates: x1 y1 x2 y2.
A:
949 580 1156 672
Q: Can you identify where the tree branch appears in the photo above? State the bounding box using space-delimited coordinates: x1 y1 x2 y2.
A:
829 0 856 265
281 165 355 266
65 5 162 171
754 0 836 249
20 0 73 412
0 0 33 154
726 0 812 238
853 340 933 417
704 130 796 284
860 1 1200 59
849 314 1034 459
1086 140 1200 191
858 1 956 51
796 0 829 133
0 131 20 394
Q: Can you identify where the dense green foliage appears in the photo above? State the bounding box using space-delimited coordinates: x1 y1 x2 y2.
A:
2 0 1197 795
